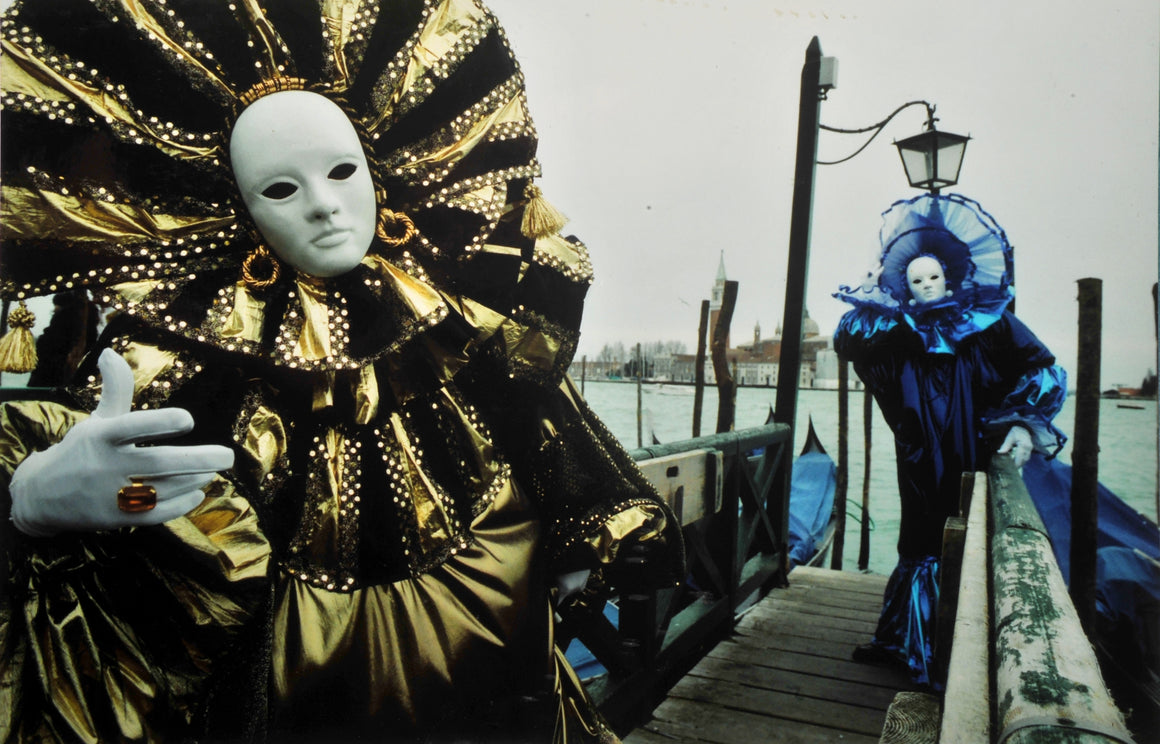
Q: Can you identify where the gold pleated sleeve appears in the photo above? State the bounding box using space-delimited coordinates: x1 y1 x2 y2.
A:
0 400 271 743
490 372 685 591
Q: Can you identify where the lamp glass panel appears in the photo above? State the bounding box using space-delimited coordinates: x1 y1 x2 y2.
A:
899 147 935 187
895 129 969 189
935 138 967 184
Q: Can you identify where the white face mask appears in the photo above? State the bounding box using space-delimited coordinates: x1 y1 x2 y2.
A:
906 255 948 304
230 90 376 278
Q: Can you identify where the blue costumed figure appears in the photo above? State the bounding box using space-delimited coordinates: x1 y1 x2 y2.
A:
832 193 1068 689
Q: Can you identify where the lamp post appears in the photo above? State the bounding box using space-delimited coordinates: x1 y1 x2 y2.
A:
773 38 969 574
772 36 830 431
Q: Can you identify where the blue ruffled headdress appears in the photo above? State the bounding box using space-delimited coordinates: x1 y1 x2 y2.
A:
835 193 1015 353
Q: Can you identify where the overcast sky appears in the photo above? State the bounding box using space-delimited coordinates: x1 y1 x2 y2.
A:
487 0 1159 388
3 0 1155 388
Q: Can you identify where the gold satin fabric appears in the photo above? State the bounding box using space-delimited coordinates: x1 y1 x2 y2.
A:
117 341 180 399
242 404 288 483
503 317 563 373
0 399 271 743
294 279 336 361
1 183 234 243
0 39 223 164
107 0 233 98
321 0 363 85
220 283 267 343
270 476 618 742
582 503 671 568
397 91 528 175
366 0 490 134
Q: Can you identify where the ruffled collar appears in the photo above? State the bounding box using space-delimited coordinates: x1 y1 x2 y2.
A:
834 193 1015 353
99 251 461 373
898 288 1013 354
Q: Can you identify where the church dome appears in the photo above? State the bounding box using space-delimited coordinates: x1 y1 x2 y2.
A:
803 310 820 338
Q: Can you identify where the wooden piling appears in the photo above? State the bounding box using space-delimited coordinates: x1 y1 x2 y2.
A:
693 300 709 438
636 342 644 449
858 389 872 571
1071 278 1101 635
712 281 738 434
580 355 586 395
831 359 849 570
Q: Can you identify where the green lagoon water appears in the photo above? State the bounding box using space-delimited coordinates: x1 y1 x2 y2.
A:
579 379 1159 577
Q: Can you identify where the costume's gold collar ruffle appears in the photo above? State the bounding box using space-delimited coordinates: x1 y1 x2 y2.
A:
102 253 453 373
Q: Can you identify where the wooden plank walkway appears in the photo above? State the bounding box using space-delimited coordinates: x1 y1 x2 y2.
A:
624 566 923 744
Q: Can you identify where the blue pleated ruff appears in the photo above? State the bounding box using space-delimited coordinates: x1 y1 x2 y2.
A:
834 193 1017 355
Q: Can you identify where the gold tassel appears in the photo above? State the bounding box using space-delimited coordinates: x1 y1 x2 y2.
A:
0 301 38 373
520 183 569 239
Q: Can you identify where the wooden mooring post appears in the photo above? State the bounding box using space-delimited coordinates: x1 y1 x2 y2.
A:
692 300 709 438
1071 278 1101 634
831 358 849 569
711 281 738 434
636 342 644 448
858 388 872 571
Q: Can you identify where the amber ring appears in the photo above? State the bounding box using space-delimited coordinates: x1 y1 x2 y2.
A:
117 479 158 513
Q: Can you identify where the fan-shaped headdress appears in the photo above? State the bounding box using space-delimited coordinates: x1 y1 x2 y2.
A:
834 193 1014 351
0 0 584 374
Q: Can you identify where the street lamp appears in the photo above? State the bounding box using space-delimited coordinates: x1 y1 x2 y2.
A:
776 45 974 433
775 39 973 572
817 100 970 195
894 119 970 194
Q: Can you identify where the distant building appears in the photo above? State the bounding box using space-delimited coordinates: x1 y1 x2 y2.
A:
813 348 863 390
570 358 622 379
660 255 832 387
570 255 850 387
708 252 731 351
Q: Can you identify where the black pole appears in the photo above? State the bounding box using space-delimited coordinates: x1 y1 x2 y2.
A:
1070 278 1101 635
773 36 824 431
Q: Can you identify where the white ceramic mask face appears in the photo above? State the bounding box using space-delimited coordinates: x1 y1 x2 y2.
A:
230 90 376 278
906 255 948 305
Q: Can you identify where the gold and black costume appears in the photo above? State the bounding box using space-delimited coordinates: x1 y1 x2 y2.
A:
0 2 683 741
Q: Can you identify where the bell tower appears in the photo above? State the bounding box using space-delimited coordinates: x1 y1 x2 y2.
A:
708 252 730 350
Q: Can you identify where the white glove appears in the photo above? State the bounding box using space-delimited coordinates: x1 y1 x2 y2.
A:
553 568 591 607
997 425 1034 469
9 349 235 536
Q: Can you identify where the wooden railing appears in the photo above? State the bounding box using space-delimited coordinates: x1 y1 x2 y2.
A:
557 422 794 734
935 457 1135 744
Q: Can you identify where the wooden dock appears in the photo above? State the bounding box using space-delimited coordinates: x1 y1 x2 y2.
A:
625 566 921 744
